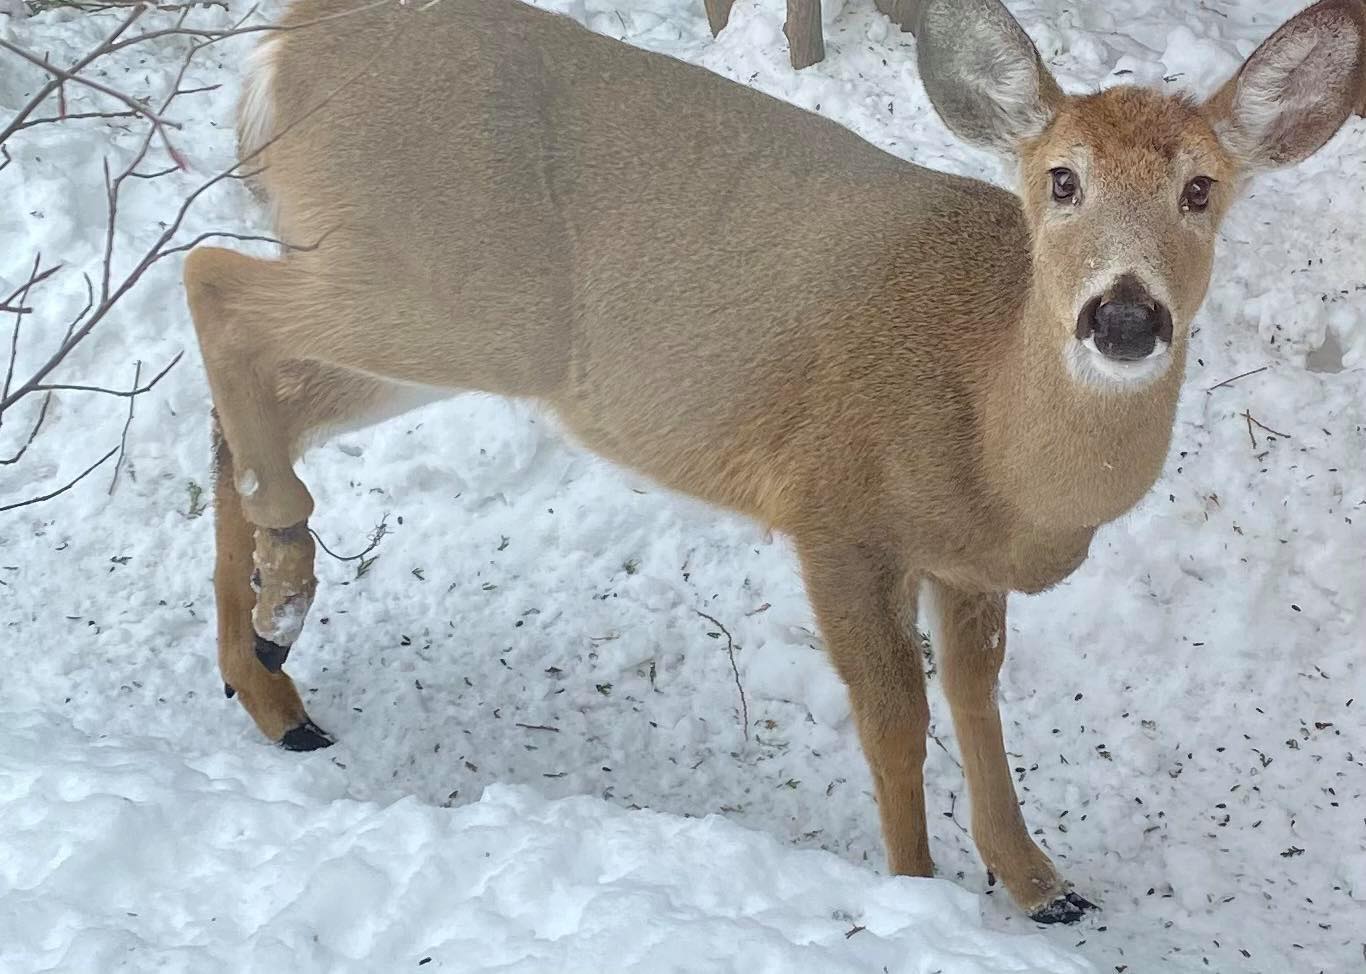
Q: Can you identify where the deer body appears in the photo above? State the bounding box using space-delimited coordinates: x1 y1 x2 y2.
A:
186 0 1363 922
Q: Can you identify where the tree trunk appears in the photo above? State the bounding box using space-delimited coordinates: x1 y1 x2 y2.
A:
784 0 824 70
704 0 737 36
873 0 920 33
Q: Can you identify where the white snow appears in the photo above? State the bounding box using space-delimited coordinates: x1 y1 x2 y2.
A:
0 1 1362 972
0 712 1090 973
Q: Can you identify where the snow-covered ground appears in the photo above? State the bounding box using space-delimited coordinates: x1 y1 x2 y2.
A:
0 1 1362 972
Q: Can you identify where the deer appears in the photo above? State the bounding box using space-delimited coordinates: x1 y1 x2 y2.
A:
183 0 1364 923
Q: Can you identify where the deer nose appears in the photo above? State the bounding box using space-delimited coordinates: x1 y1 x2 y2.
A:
1077 275 1173 361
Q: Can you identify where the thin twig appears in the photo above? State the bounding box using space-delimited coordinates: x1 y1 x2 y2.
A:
0 392 52 465
697 610 749 742
943 790 971 837
33 350 182 397
130 165 181 180
1 254 43 423
0 5 144 145
0 263 62 310
0 447 117 513
1245 411 1257 450
311 514 390 562
157 227 334 260
108 360 142 494
10 109 143 133
1206 365 1268 392
931 731 963 770
1245 412 1292 439
0 34 184 158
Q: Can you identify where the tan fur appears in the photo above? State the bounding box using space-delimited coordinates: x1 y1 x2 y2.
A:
185 0 1364 918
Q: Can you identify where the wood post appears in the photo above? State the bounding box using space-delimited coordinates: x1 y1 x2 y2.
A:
704 0 737 36
784 0 824 69
706 0 920 68
873 0 920 33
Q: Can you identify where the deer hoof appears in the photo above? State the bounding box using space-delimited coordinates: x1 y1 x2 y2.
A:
280 718 334 751
1029 891 1097 925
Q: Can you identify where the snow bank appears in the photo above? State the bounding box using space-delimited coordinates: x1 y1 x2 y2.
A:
0 714 1091 973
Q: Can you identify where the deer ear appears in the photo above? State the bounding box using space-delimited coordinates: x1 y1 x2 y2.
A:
915 0 1064 154
1203 0 1365 172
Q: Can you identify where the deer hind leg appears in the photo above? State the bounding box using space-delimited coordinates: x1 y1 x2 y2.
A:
925 580 1097 924
187 248 321 686
798 540 933 878
208 363 435 747
211 417 329 748
188 246 439 746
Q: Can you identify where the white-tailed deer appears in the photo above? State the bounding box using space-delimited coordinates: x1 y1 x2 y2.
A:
185 0 1364 922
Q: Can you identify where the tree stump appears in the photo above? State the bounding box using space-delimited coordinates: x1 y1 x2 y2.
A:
784 0 824 70
873 0 920 33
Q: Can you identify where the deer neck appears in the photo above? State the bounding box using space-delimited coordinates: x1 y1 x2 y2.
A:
981 288 1185 533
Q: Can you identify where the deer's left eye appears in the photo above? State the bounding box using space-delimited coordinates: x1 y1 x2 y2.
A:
1181 177 1213 212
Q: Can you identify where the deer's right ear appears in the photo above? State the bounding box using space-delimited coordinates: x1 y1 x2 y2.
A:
915 0 1064 154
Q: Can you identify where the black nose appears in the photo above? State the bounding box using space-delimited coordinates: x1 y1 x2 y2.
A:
1076 275 1174 362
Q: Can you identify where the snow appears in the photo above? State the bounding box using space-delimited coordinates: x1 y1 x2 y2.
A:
0 1 1362 972
1 712 1091 973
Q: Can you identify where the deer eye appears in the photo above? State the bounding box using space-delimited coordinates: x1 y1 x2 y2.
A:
1050 167 1080 204
1181 176 1212 212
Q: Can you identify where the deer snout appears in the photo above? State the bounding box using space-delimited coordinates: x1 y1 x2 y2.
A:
1076 275 1174 362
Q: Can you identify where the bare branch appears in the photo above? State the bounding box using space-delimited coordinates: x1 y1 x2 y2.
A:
312 514 391 562
1245 411 1292 440
1206 365 1268 392
11 109 142 133
158 227 335 260
696 610 750 743
33 350 182 397
0 263 62 309
0 34 185 161
2 254 43 418
0 447 118 513
0 4 144 145
108 359 142 493
0 393 51 465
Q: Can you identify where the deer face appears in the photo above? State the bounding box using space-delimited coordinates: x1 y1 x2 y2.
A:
1018 88 1237 386
916 0 1364 391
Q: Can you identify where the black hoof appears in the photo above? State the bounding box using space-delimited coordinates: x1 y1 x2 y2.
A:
1029 891 1097 925
224 683 236 699
254 634 291 673
280 718 335 751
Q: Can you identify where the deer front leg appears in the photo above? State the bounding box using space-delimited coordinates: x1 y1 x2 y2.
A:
798 540 933 878
925 580 1096 923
